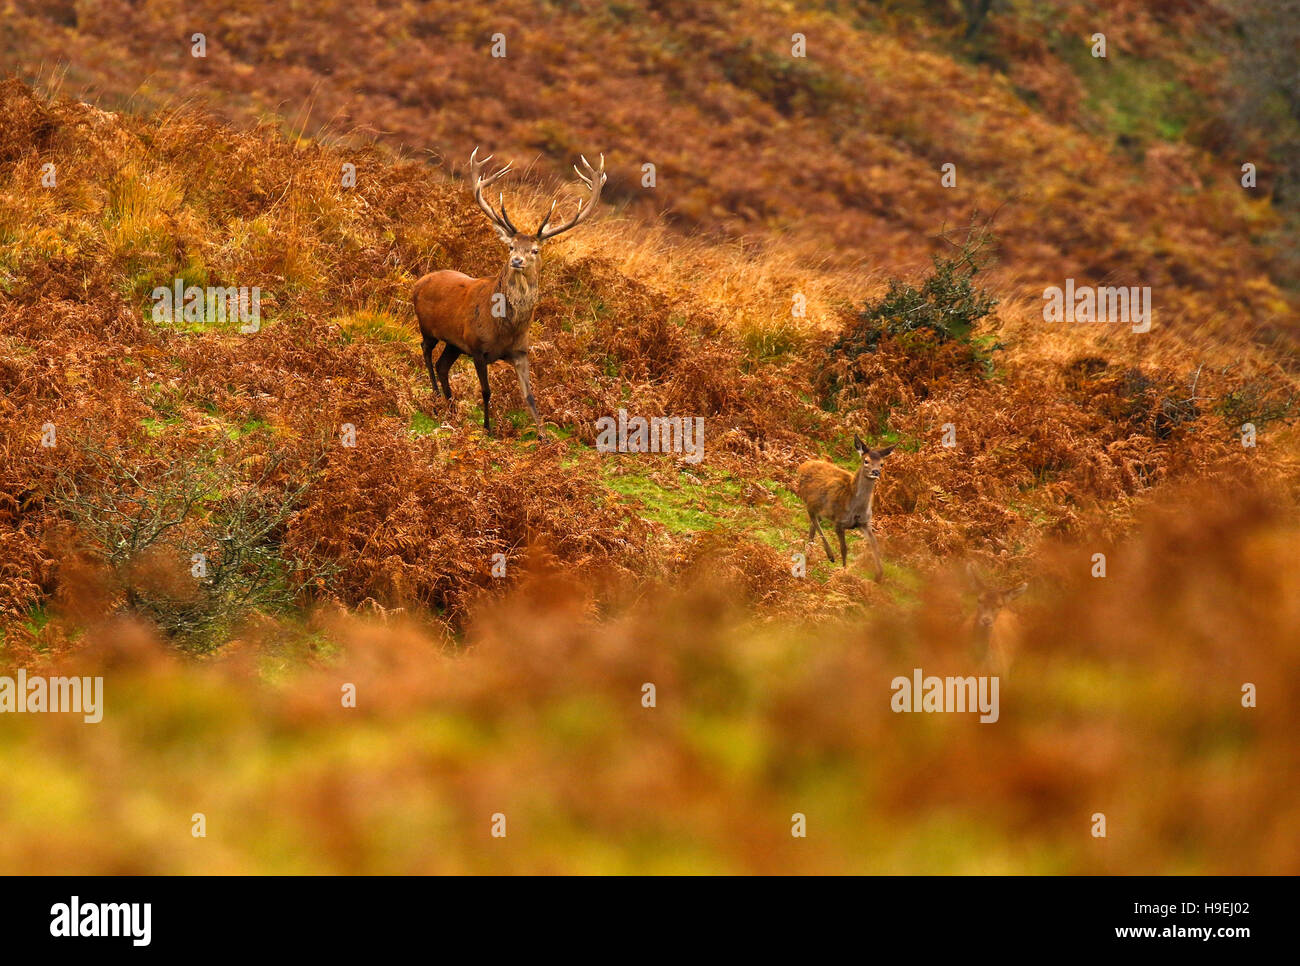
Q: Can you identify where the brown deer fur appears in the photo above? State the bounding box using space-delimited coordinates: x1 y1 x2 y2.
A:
794 436 894 579
413 148 605 438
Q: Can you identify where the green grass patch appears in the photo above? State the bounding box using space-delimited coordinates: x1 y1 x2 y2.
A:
140 414 182 438
600 461 801 550
0 604 52 652
226 417 271 440
740 316 808 365
409 411 440 436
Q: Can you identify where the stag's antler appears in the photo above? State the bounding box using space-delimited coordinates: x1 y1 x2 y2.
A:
536 154 606 240
469 146 517 237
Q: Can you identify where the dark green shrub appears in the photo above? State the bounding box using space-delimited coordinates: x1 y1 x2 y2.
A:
830 229 999 359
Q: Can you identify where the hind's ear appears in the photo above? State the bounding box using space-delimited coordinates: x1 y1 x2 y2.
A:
874 445 895 459
853 434 866 454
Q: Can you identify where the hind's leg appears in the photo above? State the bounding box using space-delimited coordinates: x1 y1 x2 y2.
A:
866 527 883 582
422 335 441 397
811 517 835 562
836 525 848 568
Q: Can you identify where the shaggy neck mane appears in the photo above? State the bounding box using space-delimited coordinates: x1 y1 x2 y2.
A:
496 263 539 327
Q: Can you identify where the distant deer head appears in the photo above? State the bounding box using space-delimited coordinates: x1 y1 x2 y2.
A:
412 147 607 438
965 564 1028 671
857 435 892 481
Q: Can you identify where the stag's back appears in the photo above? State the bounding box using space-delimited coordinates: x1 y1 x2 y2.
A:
413 270 495 351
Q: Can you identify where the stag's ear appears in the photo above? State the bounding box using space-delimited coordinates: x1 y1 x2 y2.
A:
853 434 867 454
1004 581 1029 601
494 225 514 244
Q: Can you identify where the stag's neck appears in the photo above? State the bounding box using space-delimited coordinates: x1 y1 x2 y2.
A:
495 264 539 329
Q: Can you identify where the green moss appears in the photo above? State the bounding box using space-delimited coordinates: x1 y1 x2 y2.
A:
140 415 182 437
227 417 272 440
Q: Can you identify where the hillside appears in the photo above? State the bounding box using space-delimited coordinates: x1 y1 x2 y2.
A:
0 1 1298 874
5 2 1298 315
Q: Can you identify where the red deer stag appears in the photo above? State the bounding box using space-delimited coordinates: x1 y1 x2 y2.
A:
413 147 607 438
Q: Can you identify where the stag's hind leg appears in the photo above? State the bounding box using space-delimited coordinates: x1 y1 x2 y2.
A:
422 335 442 397
435 344 463 402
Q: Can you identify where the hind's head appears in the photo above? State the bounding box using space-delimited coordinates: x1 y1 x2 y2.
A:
854 435 895 480
966 564 1028 633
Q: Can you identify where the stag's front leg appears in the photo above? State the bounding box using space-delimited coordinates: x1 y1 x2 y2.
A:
510 352 545 439
472 355 492 433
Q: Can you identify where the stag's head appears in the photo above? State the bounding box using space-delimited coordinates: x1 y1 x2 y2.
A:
468 147 607 275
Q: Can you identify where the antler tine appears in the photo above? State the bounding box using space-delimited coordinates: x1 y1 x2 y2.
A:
535 198 558 236
469 146 517 236
537 151 607 241
469 146 516 189
468 146 490 184
498 192 519 235
481 160 514 188
571 154 605 189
